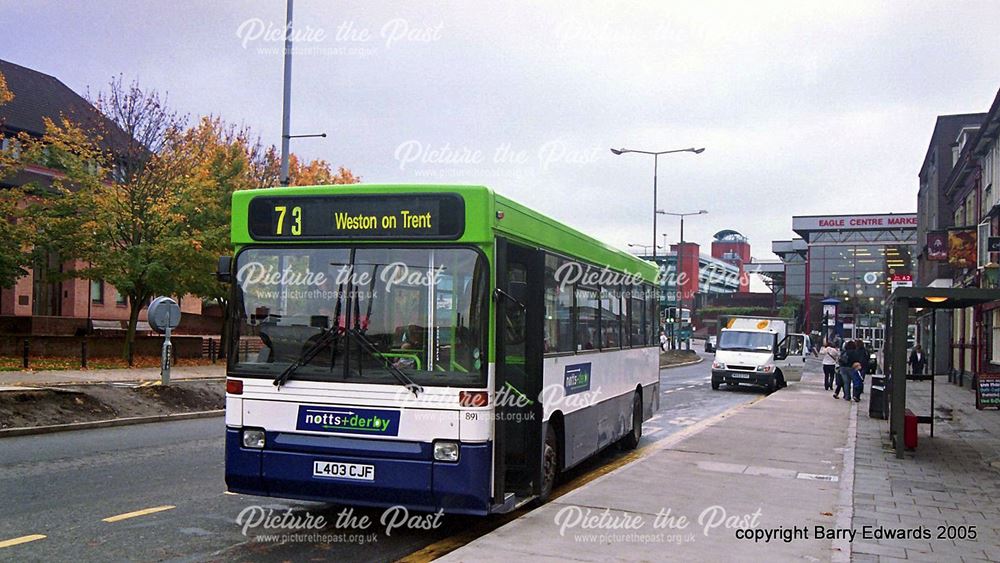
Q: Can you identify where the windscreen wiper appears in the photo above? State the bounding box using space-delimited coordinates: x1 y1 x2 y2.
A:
273 282 345 390
348 328 423 397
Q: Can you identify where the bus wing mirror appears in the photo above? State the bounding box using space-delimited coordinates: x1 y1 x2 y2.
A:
217 256 233 283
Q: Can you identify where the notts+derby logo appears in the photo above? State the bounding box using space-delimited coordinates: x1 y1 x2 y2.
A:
297 406 401 437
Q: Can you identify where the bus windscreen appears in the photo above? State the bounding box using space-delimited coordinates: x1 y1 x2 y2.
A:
232 246 487 387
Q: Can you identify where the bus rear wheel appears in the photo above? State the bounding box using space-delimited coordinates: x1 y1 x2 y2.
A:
619 392 643 451
540 424 559 501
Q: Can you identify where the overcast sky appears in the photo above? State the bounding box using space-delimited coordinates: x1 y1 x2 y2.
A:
3 0 999 263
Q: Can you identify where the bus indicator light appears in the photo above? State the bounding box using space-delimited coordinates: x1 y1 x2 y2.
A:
459 391 489 407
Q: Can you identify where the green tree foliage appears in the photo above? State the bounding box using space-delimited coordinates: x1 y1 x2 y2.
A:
3 74 358 362
0 70 33 288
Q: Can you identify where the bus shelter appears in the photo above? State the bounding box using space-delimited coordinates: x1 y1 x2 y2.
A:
885 287 1000 458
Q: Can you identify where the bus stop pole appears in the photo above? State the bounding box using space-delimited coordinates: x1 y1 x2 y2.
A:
891 300 908 459
161 311 172 386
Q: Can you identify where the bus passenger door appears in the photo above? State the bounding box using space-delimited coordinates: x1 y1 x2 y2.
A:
493 238 545 507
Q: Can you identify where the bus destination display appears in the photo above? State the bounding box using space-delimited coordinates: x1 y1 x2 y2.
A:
247 194 465 240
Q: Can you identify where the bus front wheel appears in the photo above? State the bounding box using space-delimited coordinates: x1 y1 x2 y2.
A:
540 424 559 501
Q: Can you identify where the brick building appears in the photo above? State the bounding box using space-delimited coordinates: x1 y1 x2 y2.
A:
0 59 201 329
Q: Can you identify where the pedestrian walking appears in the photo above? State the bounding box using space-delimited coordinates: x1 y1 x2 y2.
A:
659 331 668 352
819 339 840 391
834 340 854 399
909 344 926 375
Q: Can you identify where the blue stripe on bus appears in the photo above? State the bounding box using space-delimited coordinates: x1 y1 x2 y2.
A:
224 427 492 515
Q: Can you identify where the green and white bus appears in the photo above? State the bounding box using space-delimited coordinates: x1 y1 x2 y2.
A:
221 184 661 515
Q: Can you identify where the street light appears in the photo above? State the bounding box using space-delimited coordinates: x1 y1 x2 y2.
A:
657 209 708 349
277 0 328 186
610 147 705 259
626 242 664 255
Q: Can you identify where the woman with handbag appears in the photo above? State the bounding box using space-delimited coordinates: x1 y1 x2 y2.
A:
820 339 840 391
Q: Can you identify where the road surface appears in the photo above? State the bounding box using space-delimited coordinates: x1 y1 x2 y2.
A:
0 352 764 562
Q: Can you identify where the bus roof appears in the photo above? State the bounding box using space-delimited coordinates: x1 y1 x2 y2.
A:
231 184 659 284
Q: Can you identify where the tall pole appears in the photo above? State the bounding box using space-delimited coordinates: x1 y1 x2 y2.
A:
279 0 294 186
676 216 683 350
652 154 659 259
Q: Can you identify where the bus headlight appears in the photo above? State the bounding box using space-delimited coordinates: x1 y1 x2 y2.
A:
242 428 265 449
434 441 460 462
756 365 774 373
712 361 726 370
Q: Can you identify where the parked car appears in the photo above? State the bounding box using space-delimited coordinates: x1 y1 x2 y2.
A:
705 335 717 353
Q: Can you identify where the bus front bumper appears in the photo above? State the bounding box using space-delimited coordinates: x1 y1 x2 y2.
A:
225 428 492 516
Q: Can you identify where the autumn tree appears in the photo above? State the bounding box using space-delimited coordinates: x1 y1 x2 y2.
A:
5 69 359 361
174 116 283 357
0 71 12 106
29 78 207 364
0 70 35 289
286 153 360 186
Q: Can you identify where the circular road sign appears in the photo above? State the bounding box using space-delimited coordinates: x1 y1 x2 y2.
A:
148 296 182 333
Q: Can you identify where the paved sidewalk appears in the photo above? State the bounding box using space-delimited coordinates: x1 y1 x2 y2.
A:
0 365 224 387
442 363 855 562
851 379 1000 562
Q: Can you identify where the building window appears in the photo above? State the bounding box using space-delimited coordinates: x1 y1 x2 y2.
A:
992 310 1000 365
90 279 104 304
115 290 127 306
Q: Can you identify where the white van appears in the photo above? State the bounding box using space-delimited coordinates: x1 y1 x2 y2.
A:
711 316 808 393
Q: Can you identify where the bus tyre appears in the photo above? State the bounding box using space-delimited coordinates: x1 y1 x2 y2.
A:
540 424 558 501
711 380 720 390
619 393 643 451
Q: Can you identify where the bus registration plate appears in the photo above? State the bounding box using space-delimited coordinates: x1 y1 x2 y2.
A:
729 372 750 379
313 461 375 481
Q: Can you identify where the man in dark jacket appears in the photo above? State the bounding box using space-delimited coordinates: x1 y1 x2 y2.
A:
909 345 926 375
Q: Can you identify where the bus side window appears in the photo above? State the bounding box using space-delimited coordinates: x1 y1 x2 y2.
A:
575 285 599 351
544 254 574 354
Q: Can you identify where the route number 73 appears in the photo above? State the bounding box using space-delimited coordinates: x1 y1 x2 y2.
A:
274 205 302 236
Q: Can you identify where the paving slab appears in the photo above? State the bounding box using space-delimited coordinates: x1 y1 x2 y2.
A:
852 378 1000 562
441 363 853 562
